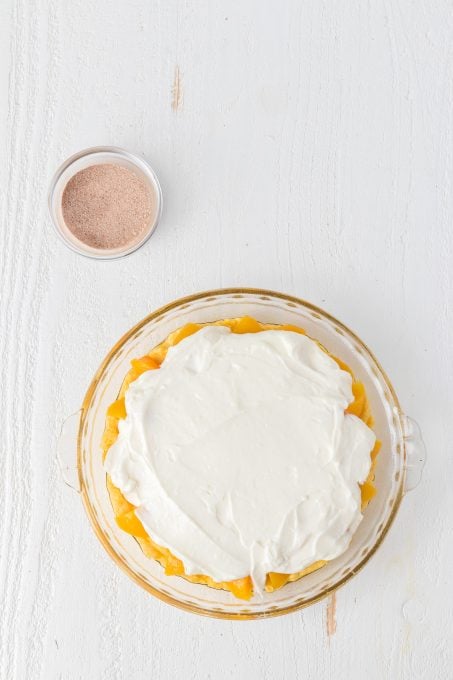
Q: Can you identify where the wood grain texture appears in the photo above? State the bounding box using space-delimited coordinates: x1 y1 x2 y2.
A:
0 1 452 678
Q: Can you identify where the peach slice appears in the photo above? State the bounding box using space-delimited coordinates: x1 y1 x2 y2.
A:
346 382 366 418
130 355 160 377
227 316 263 334
228 576 253 600
107 476 134 515
116 510 149 539
279 323 306 335
360 481 376 507
266 572 290 590
170 323 203 346
163 551 185 576
107 397 126 420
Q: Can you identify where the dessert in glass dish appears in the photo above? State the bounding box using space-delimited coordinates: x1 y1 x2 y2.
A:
102 316 380 601
74 289 420 619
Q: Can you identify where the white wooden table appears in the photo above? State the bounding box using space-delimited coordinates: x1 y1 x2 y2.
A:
1 2 452 678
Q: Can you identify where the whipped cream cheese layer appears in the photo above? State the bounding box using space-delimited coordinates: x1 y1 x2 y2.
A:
105 326 375 591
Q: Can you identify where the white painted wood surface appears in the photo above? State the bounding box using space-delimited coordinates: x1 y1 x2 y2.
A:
1 1 452 678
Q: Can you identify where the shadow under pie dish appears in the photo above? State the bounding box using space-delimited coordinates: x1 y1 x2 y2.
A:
76 289 417 619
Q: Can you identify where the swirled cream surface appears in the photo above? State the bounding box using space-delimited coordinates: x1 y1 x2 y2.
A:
105 326 375 591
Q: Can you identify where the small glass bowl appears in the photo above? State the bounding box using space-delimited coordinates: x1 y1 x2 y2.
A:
59 289 425 619
48 146 163 260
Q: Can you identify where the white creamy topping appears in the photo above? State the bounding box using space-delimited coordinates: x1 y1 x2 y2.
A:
105 326 375 592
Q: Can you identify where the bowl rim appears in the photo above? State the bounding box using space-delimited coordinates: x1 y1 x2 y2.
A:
78 287 406 620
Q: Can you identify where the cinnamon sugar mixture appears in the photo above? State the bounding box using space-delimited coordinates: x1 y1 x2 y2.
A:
61 163 153 249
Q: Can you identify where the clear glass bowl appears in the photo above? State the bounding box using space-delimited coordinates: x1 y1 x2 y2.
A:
61 289 425 619
48 146 163 260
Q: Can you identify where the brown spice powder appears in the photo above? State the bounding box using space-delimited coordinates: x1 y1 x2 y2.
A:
61 163 153 250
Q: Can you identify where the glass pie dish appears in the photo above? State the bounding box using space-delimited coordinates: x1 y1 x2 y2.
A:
59 288 425 619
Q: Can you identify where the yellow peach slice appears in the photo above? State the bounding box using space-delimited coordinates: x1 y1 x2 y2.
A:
130 355 160 378
163 552 185 576
116 510 149 539
226 316 263 334
346 382 366 418
279 323 306 335
106 476 134 515
360 482 376 507
228 576 253 600
107 397 127 420
266 572 290 590
170 323 203 346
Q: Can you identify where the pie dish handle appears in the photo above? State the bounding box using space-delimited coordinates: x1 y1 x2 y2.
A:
400 413 426 493
57 411 82 493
